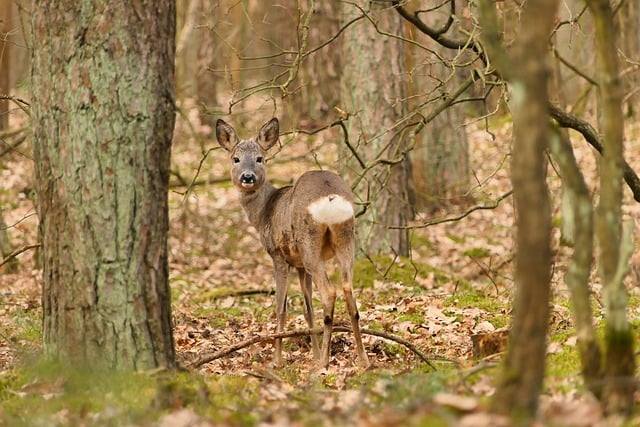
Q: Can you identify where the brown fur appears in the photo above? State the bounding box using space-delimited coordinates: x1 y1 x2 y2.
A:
216 118 369 368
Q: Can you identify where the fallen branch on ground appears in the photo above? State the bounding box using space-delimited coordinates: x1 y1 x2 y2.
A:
209 289 275 299
190 325 452 370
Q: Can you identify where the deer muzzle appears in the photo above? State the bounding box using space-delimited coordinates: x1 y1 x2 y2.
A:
240 171 257 188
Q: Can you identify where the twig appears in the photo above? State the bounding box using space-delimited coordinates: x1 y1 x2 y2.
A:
390 190 513 230
175 147 219 198
190 325 443 369
0 94 30 116
0 244 40 269
0 133 28 158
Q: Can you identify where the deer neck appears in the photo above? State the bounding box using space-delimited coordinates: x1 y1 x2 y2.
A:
239 179 280 228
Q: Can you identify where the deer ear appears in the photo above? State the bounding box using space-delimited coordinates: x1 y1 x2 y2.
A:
216 119 239 151
258 118 279 151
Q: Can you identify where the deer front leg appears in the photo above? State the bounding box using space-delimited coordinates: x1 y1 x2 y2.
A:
272 259 289 367
297 268 320 360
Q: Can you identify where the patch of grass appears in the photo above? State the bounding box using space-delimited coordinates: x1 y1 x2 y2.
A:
365 369 448 409
353 255 451 293
446 233 465 244
410 233 433 251
1 359 160 426
8 310 42 344
0 358 267 427
463 247 491 258
444 287 504 313
201 374 261 425
397 311 426 325
545 345 582 394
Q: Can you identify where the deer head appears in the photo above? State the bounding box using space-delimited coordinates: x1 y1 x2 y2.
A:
216 118 279 193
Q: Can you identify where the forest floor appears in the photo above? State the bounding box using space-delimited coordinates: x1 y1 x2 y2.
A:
1 102 640 426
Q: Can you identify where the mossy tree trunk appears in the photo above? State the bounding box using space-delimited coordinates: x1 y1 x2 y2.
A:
587 0 636 415
340 0 412 256
479 0 557 420
548 128 602 397
31 0 177 370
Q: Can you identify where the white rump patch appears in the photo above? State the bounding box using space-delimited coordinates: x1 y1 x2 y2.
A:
307 194 354 224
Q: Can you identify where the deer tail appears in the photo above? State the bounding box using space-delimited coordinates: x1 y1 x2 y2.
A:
307 194 354 224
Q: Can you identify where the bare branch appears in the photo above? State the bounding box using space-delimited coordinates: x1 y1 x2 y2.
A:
390 190 513 230
0 244 40 269
549 104 640 202
391 0 487 65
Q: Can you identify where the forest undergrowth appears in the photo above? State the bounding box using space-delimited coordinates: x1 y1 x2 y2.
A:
1 103 640 426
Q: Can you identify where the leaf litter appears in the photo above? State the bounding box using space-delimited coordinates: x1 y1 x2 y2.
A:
1 106 640 425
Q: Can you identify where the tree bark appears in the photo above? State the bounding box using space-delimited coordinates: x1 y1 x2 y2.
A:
0 0 12 130
617 0 640 117
194 0 218 130
340 0 412 256
479 0 557 420
405 0 471 212
548 128 602 398
31 0 177 370
587 0 636 415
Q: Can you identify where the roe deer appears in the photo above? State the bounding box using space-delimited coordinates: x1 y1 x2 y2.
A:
216 118 370 368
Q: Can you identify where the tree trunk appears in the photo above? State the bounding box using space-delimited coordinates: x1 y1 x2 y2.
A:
31 0 177 370
412 106 469 211
407 0 471 212
587 0 636 415
294 0 341 123
0 0 12 130
194 0 218 130
548 128 602 398
340 1 412 256
617 0 640 117
479 0 556 420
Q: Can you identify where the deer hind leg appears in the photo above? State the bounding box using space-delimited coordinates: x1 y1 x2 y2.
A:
340 266 369 367
301 254 336 368
272 258 289 367
316 269 336 368
335 237 370 367
297 268 320 360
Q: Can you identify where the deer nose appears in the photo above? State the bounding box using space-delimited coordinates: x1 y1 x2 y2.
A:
240 172 256 184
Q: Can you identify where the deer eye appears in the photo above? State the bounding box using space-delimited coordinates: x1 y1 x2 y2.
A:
256 157 264 164
232 157 240 164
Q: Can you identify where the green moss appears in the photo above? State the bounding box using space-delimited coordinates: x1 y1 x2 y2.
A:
410 234 433 251
0 358 267 426
446 233 465 244
444 288 504 313
201 375 261 425
366 370 447 409
1 359 160 426
397 312 427 325
462 247 491 258
353 255 451 292
545 345 582 393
